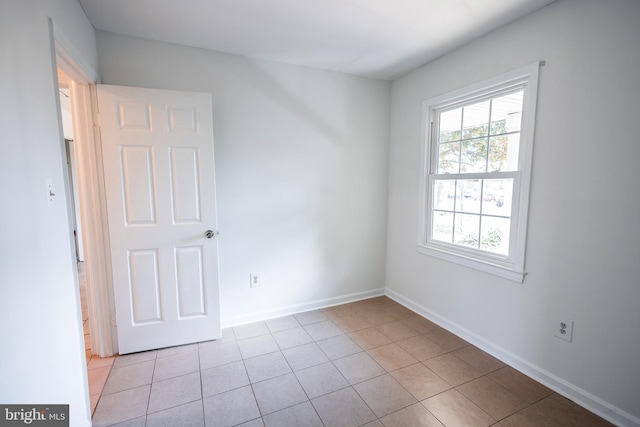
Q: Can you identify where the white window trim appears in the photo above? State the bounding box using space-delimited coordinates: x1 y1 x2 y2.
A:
417 63 540 283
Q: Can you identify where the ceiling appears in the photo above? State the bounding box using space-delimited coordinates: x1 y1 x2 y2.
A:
78 0 555 80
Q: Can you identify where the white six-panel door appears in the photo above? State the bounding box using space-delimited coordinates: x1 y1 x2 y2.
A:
97 84 221 354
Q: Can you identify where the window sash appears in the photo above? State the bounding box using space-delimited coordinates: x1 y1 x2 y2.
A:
429 87 526 177
425 172 523 263
417 62 540 283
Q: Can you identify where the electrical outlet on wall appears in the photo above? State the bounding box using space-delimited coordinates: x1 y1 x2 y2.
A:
554 318 574 342
250 274 260 288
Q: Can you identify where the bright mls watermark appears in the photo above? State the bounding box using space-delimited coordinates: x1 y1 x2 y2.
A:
0 405 68 426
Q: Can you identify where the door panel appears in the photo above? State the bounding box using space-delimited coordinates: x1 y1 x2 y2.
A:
97 84 221 354
121 146 156 225
175 247 206 318
169 147 201 223
128 249 162 324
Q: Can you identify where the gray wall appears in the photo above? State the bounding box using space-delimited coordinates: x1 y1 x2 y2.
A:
386 0 640 421
96 31 392 324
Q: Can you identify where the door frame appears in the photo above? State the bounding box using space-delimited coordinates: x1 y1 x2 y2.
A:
54 23 117 357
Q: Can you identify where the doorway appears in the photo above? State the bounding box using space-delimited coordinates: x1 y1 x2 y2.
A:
58 67 116 415
54 41 222 418
58 72 88 350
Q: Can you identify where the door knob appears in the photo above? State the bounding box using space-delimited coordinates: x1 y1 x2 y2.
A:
205 230 218 238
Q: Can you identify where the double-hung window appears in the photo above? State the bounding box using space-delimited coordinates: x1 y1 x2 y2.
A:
418 63 540 282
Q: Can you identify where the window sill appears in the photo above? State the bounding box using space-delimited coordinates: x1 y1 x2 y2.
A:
417 243 526 283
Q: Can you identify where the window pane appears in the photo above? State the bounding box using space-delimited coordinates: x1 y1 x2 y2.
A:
434 180 455 211
454 213 480 248
488 135 508 172
438 142 460 174
432 211 454 243
460 138 487 173
480 216 510 255
462 100 490 139
490 91 523 134
488 134 520 172
456 180 481 214
439 108 462 143
481 179 513 216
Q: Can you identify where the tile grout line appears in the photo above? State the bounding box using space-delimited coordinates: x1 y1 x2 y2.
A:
197 341 206 427
144 350 157 422
88 356 116 418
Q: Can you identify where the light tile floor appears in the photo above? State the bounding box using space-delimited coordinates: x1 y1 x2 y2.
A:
91 297 613 426
79 261 116 415
79 262 117 415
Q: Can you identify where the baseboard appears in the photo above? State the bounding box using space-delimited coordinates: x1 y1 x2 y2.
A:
221 287 385 328
385 288 640 427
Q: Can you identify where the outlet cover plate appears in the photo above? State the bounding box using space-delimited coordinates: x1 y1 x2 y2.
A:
554 319 573 342
250 274 260 288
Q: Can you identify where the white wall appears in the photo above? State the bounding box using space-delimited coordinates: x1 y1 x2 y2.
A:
96 32 391 325
386 0 640 423
0 1 97 426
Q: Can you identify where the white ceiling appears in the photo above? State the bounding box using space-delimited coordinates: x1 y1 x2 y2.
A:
78 0 555 80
